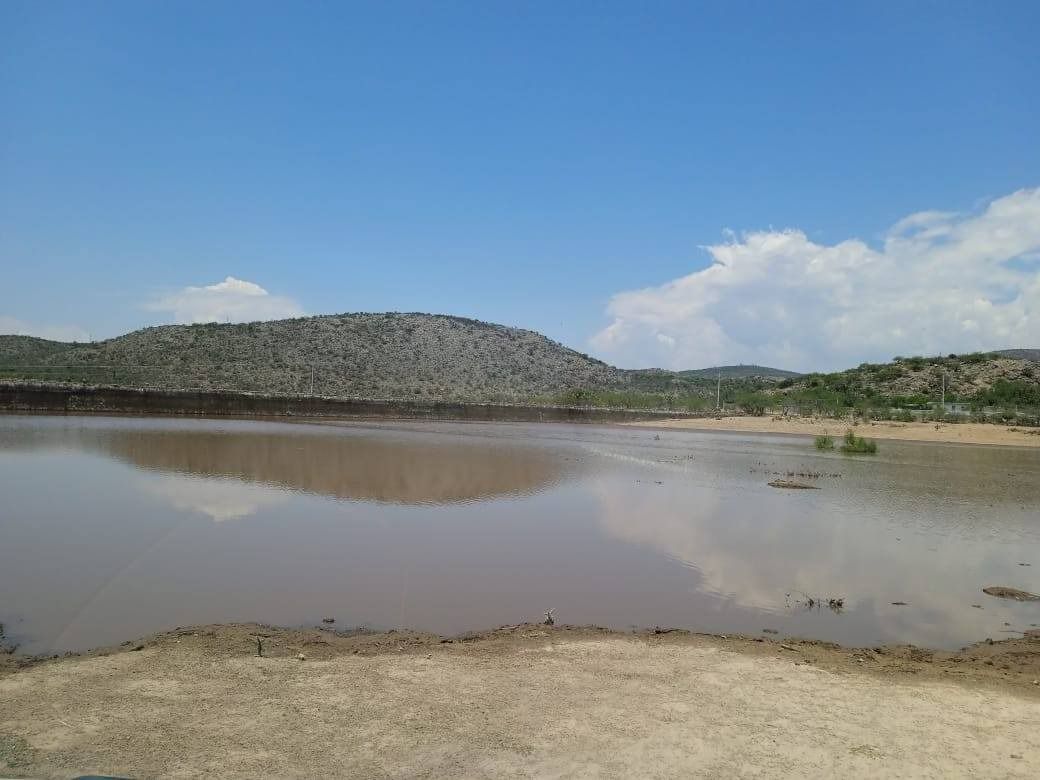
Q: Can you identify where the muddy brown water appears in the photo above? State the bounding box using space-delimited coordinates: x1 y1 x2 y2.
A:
2 414 1039 654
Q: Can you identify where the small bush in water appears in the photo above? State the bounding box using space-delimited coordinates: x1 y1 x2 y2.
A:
814 435 835 450
840 429 878 454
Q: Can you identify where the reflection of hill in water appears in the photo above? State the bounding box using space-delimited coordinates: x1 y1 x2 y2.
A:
7 422 567 504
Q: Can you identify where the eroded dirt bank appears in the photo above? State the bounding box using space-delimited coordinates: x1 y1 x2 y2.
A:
2 624 1040 778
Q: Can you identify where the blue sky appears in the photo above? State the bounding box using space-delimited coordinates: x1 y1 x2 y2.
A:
2 1 1039 370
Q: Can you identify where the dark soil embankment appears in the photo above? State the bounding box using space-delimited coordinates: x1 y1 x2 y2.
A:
0 382 705 424
6 622 1039 689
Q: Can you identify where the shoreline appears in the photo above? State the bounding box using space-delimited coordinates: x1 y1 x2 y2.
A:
2 622 1038 778
4 621 1040 688
4 383 1039 448
0 381 705 425
626 415 1040 448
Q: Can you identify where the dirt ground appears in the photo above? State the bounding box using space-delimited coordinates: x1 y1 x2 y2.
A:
2 624 1040 779
627 415 1040 447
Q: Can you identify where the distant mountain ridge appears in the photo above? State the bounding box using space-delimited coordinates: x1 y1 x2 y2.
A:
995 349 1040 362
680 364 802 380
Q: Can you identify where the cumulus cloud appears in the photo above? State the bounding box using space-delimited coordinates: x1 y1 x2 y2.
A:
145 473 289 522
0 315 90 343
147 276 304 324
591 188 1040 371
589 476 1028 649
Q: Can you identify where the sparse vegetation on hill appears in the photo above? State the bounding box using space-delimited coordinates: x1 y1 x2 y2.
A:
0 314 625 401
775 352 1040 420
538 388 711 412
0 314 793 407
0 335 79 364
1 316 1036 420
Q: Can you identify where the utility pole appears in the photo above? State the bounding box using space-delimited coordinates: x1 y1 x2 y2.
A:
941 371 946 408
716 370 722 411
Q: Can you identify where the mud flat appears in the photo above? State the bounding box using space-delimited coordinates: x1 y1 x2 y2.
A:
2 623 1040 778
628 415 1040 447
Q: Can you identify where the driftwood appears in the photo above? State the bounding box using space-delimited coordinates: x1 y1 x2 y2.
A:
982 587 1040 601
768 479 820 490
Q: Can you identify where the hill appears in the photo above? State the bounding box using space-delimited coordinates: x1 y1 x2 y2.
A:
2 316 1036 412
679 364 802 380
995 349 1040 362
0 335 79 364
776 351 1040 413
0 314 624 401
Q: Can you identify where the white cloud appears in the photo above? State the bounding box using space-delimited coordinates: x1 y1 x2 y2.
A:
591 188 1040 371
147 276 304 324
0 315 90 343
589 476 1029 649
145 473 289 522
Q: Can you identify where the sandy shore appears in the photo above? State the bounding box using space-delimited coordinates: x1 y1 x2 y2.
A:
627 416 1040 447
2 624 1039 778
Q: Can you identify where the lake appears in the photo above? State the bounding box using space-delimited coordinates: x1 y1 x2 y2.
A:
2 413 1038 654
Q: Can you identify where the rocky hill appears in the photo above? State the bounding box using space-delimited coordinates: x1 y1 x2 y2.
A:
0 314 625 401
2 315 1036 409
782 352 1040 408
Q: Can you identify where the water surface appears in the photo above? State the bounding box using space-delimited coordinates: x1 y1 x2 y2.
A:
2 414 1038 653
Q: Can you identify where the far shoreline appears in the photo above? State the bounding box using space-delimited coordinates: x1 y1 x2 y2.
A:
3 381 1039 447
626 415 1040 448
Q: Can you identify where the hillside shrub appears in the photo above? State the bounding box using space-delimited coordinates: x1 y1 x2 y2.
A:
549 388 710 411
735 392 769 416
976 379 1040 407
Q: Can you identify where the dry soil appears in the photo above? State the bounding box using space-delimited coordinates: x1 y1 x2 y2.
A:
2 623 1040 778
